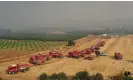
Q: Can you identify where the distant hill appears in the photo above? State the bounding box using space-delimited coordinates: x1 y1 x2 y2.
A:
46 31 67 35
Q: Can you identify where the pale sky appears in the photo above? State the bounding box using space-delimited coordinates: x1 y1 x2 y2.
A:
0 2 133 31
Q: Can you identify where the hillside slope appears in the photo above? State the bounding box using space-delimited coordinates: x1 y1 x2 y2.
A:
0 35 133 80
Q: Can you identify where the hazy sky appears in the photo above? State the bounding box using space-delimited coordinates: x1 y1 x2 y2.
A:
0 2 133 31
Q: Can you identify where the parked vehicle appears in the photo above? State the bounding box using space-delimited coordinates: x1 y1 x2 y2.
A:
29 54 51 65
84 55 95 60
49 51 63 58
95 50 101 56
68 51 82 58
114 52 123 60
99 52 107 56
7 64 30 75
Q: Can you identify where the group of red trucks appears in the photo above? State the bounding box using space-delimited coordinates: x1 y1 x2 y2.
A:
7 40 123 75
7 51 64 74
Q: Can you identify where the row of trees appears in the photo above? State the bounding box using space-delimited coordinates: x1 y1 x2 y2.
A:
39 71 133 80
39 71 103 80
0 33 85 41
0 39 67 50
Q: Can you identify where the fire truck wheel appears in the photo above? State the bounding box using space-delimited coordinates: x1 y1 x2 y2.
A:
11 72 16 75
60 56 63 58
34 61 38 65
26 67 29 71
8 72 11 74
42 61 45 63
22 69 27 73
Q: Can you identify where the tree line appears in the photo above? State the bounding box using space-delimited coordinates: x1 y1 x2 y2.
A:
39 70 133 80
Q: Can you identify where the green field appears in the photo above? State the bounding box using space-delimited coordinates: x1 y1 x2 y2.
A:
0 39 67 51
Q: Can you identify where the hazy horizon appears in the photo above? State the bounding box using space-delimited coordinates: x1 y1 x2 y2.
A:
0 2 133 32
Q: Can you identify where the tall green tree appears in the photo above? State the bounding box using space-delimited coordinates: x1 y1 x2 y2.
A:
68 40 75 46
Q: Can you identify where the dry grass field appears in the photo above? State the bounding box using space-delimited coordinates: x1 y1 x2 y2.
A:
0 35 133 80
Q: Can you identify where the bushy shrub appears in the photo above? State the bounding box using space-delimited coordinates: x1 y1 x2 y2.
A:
39 73 48 80
90 73 104 80
110 73 133 80
67 40 75 46
49 72 68 80
71 76 78 80
72 71 90 80
57 72 68 80
110 74 123 80
40 72 68 80
48 73 58 80
123 76 133 80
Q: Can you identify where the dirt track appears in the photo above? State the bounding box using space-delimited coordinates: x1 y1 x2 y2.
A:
0 35 133 80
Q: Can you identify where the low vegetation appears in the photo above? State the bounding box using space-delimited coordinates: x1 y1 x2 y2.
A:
39 71 104 80
67 40 75 46
39 72 68 80
90 73 104 80
39 71 133 80
71 71 90 80
110 73 133 80
0 32 87 41
0 39 67 51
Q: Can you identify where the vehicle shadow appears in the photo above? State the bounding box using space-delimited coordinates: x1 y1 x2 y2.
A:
108 56 115 59
127 60 133 63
